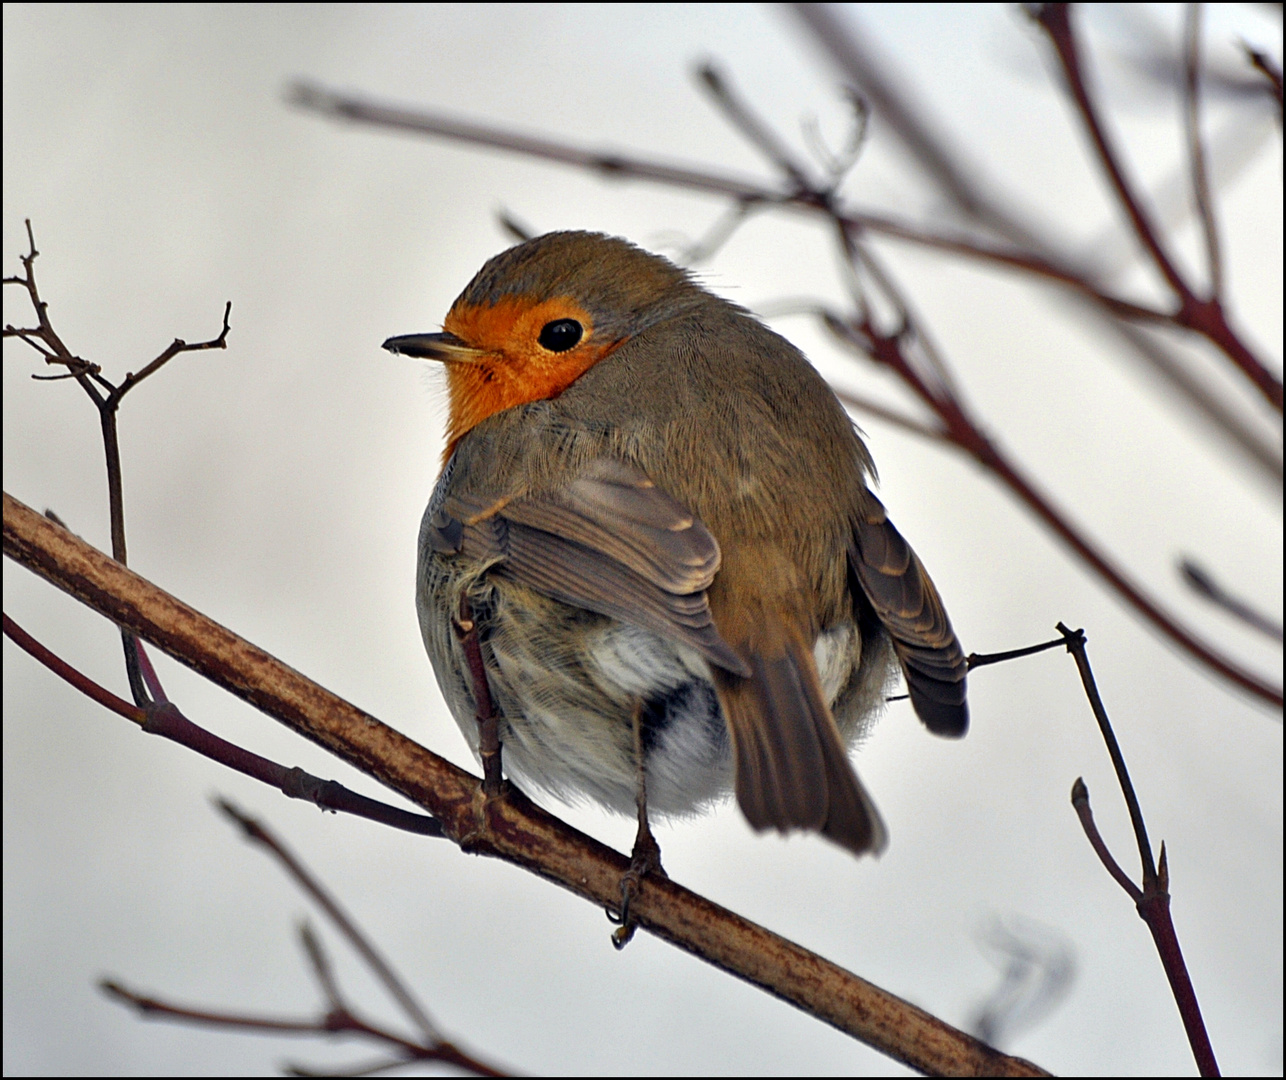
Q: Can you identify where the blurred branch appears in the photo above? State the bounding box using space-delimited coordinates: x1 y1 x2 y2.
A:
289 67 1284 707
788 2 1046 248
822 235 1282 708
108 799 516 1076
1184 3 1224 299
217 799 443 1046
288 81 786 206
103 917 505 1080
1242 41 1284 117
788 4 1283 472
1180 558 1284 641
1033 4 1280 411
3 492 1049 1077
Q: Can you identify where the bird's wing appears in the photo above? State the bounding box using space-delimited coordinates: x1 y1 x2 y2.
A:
849 493 968 736
425 458 750 677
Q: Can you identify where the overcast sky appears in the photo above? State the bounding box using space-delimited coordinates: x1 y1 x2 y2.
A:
4 4 1281 1076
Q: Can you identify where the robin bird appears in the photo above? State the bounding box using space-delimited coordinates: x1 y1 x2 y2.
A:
384 231 967 884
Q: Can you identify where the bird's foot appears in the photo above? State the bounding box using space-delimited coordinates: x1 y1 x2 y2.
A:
609 819 667 949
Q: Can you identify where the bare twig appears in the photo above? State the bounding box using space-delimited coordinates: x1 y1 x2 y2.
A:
826 278 1282 708
1070 777 1143 902
831 387 945 442
101 971 505 1078
787 2 1046 248
288 81 784 206
696 60 818 194
218 801 442 1045
1033 4 1281 411
787 7 1283 456
1180 559 1284 642
2 612 444 837
1060 624 1219 1077
1242 41 1284 117
1058 623 1155 883
1184 4 1224 299
4 221 233 706
967 635 1069 669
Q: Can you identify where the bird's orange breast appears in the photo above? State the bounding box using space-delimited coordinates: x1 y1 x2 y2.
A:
440 296 624 459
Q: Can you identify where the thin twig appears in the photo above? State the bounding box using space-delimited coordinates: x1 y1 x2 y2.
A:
1242 42 1284 117
299 922 345 1011
967 636 1069 669
1180 559 1284 642
787 2 1045 248
786 7 1281 418
1184 4 1223 299
4 222 233 707
696 61 818 194
1070 778 1143 902
1036 6 1192 300
1061 627 1220 1076
2 612 444 836
1057 623 1156 885
826 272 1281 707
1034 5 1280 411
217 800 443 1044
288 81 784 206
831 387 946 442
100 977 506 1077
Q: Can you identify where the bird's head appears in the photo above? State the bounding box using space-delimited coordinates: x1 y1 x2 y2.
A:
383 231 701 458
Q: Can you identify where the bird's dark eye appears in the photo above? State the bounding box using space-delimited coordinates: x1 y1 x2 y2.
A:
538 319 583 352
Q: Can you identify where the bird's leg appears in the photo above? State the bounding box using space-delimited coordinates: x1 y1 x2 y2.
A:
611 700 667 949
453 593 504 797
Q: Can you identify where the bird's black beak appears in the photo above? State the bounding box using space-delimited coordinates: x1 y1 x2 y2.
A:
381 331 487 364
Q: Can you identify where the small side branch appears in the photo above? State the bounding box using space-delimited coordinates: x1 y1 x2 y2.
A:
2 612 443 838
1060 624 1220 1077
1180 559 1284 643
1183 4 1223 299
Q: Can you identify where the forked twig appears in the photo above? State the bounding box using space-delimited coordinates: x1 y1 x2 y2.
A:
4 220 232 705
1059 623 1219 1077
102 803 507 1077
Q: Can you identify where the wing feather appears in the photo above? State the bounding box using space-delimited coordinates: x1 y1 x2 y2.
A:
434 460 749 678
850 494 968 737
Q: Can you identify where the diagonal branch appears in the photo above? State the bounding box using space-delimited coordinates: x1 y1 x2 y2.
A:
2 613 443 837
2 491 1049 1078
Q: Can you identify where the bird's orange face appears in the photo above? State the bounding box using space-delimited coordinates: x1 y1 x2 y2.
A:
438 295 625 459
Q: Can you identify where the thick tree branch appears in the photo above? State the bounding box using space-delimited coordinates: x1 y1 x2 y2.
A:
3 491 1047 1077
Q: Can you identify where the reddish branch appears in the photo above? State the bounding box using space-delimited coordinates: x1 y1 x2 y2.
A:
1061 625 1219 1078
289 48 1283 708
2 613 443 837
825 262 1280 708
1034 4 1280 411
